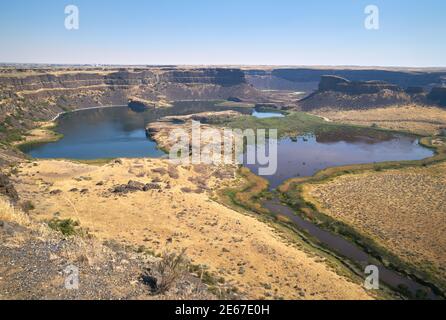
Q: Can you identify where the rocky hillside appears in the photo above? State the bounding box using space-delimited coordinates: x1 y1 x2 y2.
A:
299 76 412 110
298 75 446 111
0 194 215 300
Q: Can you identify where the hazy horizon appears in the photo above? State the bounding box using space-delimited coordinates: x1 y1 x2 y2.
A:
2 63 446 70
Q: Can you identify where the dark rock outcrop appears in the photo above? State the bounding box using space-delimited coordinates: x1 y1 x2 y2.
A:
427 87 446 107
111 180 161 194
318 75 402 95
128 99 153 112
299 75 412 111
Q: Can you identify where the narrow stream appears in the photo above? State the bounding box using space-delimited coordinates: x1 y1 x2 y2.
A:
263 200 443 300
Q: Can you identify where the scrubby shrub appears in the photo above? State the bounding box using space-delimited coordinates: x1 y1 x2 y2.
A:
21 200 35 212
153 249 188 294
48 218 80 236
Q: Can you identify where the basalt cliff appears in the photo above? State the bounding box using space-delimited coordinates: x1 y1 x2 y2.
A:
245 67 446 92
298 75 446 111
0 67 259 127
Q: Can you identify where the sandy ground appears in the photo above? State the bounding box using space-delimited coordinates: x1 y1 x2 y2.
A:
304 162 446 287
12 159 372 300
312 105 446 135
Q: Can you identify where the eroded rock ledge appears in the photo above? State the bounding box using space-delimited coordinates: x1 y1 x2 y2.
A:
299 75 446 111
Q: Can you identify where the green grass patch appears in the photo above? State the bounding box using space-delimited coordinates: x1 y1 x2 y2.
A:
215 100 255 108
222 111 397 140
48 218 82 236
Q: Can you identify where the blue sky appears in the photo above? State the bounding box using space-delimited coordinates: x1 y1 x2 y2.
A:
0 0 445 66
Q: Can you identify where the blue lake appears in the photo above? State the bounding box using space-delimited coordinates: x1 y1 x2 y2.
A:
23 103 433 188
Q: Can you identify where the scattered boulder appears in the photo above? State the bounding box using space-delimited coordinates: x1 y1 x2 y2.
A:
152 168 168 176
112 180 161 194
167 166 179 179
127 180 145 191
0 220 26 236
0 173 19 202
128 99 153 112
112 185 129 194
143 183 162 191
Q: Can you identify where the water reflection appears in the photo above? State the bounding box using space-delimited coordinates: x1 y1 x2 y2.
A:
243 134 433 189
252 109 285 119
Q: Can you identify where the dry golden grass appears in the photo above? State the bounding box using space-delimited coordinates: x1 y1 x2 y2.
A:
303 162 446 287
0 197 30 226
313 105 446 135
229 167 270 214
11 159 373 300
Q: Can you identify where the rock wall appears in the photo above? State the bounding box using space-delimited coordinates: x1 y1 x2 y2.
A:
318 75 402 94
269 68 446 89
0 68 246 92
0 67 259 127
299 75 413 111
